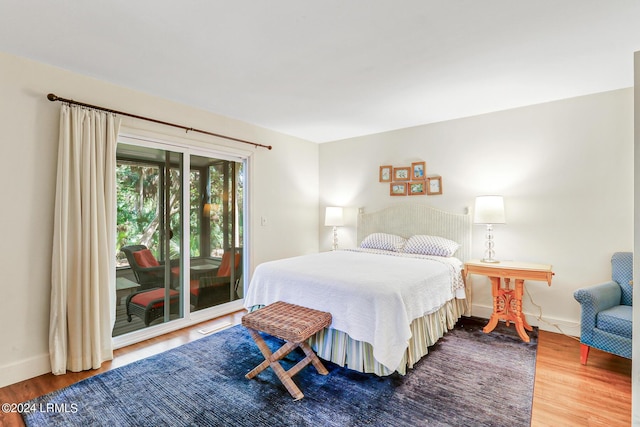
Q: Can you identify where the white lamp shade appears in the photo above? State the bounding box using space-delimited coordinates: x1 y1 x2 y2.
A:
325 206 344 226
473 196 506 224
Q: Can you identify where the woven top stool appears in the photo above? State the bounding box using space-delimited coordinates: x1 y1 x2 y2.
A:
241 301 332 400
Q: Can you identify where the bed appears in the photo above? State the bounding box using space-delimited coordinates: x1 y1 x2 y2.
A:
244 204 472 376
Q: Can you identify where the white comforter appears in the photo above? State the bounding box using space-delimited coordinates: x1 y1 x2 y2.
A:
244 249 465 371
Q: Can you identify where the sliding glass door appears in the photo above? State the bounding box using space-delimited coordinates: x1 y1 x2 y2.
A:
189 155 243 312
113 140 245 338
113 143 184 336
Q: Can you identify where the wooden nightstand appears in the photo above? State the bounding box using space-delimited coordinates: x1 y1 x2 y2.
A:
464 260 554 342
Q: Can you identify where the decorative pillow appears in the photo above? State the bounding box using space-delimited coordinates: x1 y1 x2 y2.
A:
360 233 407 252
403 235 460 257
133 249 160 268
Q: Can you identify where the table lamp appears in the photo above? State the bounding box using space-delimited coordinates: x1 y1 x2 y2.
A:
473 195 506 263
325 207 344 251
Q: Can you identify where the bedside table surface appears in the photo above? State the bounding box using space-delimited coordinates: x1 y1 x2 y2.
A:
465 259 552 272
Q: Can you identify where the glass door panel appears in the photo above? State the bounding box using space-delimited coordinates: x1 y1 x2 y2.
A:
113 143 184 336
190 155 244 312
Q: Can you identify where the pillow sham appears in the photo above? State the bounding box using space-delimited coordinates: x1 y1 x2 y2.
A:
360 233 407 252
403 235 460 257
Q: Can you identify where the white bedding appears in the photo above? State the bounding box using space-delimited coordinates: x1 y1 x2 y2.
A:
243 249 465 371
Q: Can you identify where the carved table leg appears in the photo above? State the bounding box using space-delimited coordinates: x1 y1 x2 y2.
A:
483 276 502 334
512 279 530 342
483 276 531 342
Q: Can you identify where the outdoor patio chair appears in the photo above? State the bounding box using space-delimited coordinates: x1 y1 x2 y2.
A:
190 251 242 309
121 245 179 290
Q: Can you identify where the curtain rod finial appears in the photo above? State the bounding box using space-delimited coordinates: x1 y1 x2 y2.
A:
47 93 58 102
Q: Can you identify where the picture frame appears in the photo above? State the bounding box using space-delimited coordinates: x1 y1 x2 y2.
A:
390 182 407 196
408 181 426 196
379 165 392 182
393 167 411 181
426 176 443 195
411 161 426 180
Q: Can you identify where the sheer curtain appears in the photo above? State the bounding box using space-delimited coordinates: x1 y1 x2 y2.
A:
49 104 121 374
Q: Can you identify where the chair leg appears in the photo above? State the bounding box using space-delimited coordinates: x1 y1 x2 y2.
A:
580 343 590 365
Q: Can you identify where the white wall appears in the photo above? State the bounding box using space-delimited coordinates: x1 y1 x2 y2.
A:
319 88 633 333
0 52 319 387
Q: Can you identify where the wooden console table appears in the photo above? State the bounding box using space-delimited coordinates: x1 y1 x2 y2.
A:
464 260 553 342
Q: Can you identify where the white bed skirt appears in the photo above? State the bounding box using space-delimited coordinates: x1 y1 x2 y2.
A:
248 298 467 376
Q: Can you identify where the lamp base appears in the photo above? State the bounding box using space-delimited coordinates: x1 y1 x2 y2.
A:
331 226 339 251
481 224 499 263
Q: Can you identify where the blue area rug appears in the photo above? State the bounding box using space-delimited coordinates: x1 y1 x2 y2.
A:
23 317 537 426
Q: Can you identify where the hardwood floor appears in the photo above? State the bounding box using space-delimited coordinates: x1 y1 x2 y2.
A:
0 315 631 427
531 330 631 426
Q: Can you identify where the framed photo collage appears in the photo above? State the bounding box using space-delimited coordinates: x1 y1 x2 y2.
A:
379 161 442 196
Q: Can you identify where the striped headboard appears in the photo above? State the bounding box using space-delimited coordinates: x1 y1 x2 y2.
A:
357 203 472 263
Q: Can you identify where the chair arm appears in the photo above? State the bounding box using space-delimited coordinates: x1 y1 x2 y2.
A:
137 265 167 275
156 259 181 268
573 281 622 339
573 281 621 310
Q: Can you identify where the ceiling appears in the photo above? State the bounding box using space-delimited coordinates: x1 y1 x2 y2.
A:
2 1 640 143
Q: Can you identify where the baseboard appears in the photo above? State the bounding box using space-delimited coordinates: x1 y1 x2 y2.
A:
470 303 580 337
0 352 51 389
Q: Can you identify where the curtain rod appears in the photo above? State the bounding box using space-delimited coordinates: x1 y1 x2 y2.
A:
46 93 273 150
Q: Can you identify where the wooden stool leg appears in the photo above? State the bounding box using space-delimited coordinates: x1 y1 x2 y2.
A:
300 342 329 375
245 328 305 400
246 329 296 378
287 350 314 379
245 329 273 378
270 357 304 400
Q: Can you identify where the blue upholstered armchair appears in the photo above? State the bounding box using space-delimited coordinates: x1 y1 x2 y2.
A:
573 252 632 364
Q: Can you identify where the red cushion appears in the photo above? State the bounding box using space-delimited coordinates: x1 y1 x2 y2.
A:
133 249 160 268
217 252 241 277
190 279 200 296
131 288 178 308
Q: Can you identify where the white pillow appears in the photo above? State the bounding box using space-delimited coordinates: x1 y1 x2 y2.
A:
360 233 407 252
403 235 460 257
